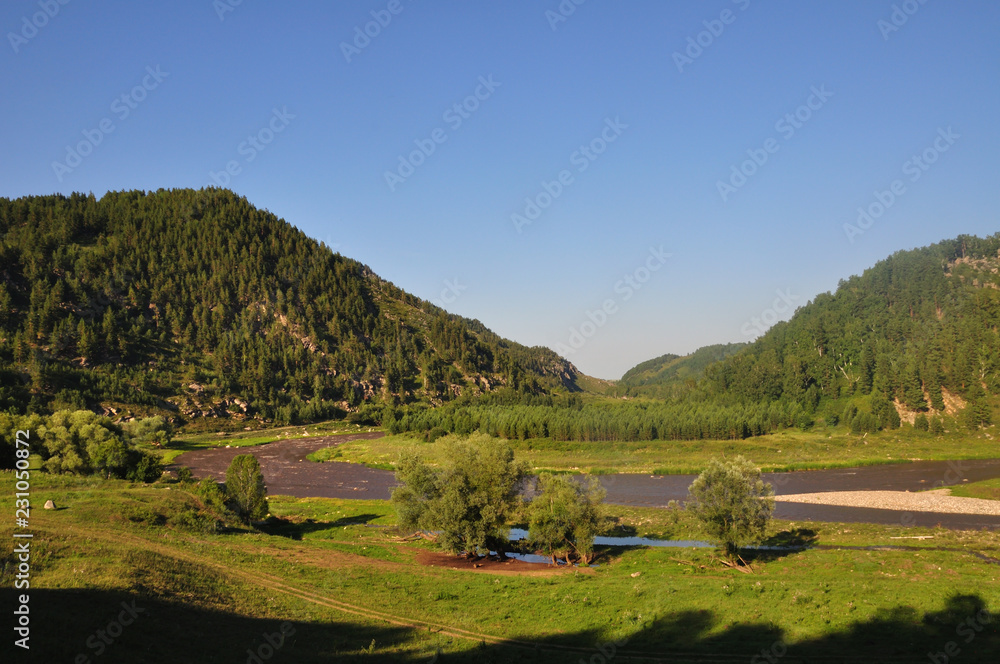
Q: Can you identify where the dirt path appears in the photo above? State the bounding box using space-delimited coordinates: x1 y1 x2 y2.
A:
28 519 684 661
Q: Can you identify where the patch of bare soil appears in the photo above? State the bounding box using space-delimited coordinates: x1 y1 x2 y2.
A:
415 550 594 576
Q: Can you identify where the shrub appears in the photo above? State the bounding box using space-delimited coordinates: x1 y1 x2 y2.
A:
195 477 229 517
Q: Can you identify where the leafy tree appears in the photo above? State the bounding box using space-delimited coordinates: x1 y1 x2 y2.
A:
122 416 173 447
688 456 774 560
392 434 527 557
929 416 945 436
224 454 269 524
2 410 163 480
527 474 606 564
913 413 929 431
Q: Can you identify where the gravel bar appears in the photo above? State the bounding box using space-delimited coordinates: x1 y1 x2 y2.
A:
775 490 1000 516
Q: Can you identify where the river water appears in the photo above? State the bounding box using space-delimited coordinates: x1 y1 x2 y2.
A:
173 436 1000 529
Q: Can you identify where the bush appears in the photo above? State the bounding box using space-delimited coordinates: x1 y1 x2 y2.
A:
688 456 774 560
195 477 229 516
914 413 929 432
424 426 447 443
930 416 945 436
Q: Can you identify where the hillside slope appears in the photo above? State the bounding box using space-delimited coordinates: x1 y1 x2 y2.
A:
618 343 746 395
700 235 1000 429
0 189 579 424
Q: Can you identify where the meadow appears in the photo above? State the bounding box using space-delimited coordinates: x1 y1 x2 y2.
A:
4 471 999 662
307 424 1000 475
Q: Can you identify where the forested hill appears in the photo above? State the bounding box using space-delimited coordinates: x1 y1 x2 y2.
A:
0 189 579 424
617 343 746 396
389 235 998 443
699 234 1000 428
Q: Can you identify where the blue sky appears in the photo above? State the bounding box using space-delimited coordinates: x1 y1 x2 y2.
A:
3 0 999 379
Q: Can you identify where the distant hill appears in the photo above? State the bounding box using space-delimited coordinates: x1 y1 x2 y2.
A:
389 235 999 443
619 343 746 392
0 189 580 425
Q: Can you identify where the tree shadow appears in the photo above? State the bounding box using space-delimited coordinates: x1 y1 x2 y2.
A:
259 513 385 540
7 587 997 663
740 527 820 564
2 587 429 663
440 592 998 663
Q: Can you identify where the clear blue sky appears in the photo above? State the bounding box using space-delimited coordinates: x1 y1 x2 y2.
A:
3 0 998 379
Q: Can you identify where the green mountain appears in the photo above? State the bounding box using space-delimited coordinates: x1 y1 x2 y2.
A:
699 235 999 430
618 343 747 394
389 234 999 442
0 189 580 425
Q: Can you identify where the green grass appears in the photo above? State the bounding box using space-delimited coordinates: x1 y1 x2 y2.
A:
951 477 1000 501
309 426 1000 475
4 471 999 662
158 420 382 464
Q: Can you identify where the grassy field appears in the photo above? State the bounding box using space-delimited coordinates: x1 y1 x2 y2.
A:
308 426 1000 475
952 477 1000 501
4 472 999 662
159 421 379 464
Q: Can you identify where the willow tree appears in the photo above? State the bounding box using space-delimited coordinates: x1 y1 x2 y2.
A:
688 456 774 560
527 473 605 564
392 434 527 557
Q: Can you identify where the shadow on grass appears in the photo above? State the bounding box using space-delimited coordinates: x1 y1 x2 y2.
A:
5 587 997 663
259 513 384 540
